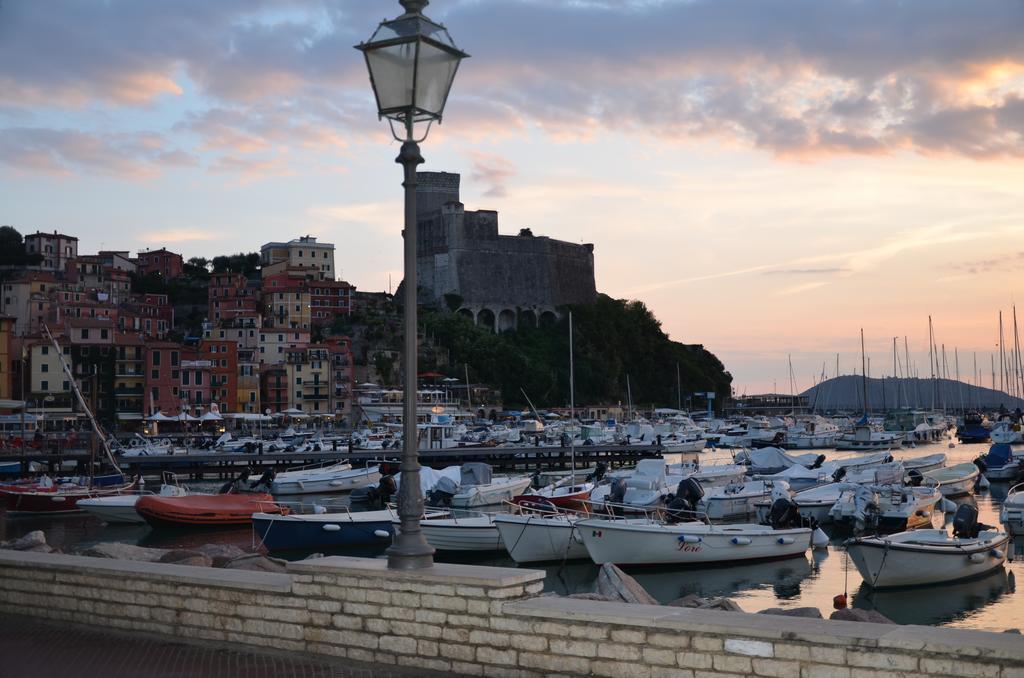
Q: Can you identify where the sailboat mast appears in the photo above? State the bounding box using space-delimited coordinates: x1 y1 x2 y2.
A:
955 347 964 414
569 311 575 474
999 311 1006 395
676 362 681 411
1014 305 1023 400
928 317 936 410
904 337 912 408
860 329 869 415
41 323 122 476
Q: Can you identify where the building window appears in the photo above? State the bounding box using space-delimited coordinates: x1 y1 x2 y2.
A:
195 372 203 386
63 381 70 391
81 329 89 339
295 390 302 399
100 329 108 340
41 380 48 390
152 351 161 366
182 371 190 386
41 364 48 373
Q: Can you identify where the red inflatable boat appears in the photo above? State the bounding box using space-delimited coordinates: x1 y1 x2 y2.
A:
135 493 285 528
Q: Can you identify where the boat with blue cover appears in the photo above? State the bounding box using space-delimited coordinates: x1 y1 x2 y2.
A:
974 443 1023 482
252 507 449 551
956 412 991 444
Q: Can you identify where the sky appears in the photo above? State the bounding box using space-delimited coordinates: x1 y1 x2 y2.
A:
2 0 1024 395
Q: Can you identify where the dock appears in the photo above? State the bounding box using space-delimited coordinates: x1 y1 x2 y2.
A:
0 444 667 479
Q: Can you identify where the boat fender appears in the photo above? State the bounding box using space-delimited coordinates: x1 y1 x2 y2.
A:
915 510 929 517
991 549 1005 560
373 530 390 539
811 528 830 548
731 537 752 545
322 524 341 532
677 535 702 544
969 552 986 563
777 536 795 545
978 475 990 491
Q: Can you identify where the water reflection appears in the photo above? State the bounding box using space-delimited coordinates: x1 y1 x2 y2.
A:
852 567 1012 626
628 557 815 604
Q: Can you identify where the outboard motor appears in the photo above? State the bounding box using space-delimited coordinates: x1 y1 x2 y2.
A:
249 467 276 492
587 462 608 484
605 478 628 515
810 454 826 470
766 497 801 529
831 467 847 483
973 456 988 474
351 475 398 509
220 467 251 494
905 469 923 487
425 476 459 508
675 477 704 506
952 503 980 538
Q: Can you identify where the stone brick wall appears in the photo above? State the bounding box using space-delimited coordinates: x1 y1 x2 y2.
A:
2 549 1023 677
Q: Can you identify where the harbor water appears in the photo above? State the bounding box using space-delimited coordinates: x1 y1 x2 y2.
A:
2 441 1021 632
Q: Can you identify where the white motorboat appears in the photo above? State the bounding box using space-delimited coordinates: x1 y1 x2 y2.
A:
590 459 672 511
846 507 1009 588
835 424 904 451
734 447 822 475
999 482 1024 535
975 444 1023 482
698 480 791 521
990 420 1023 444
493 512 589 563
397 512 504 552
901 452 947 474
756 461 909 524
78 480 189 524
829 484 942 532
923 462 981 497
681 462 748 488
446 463 533 508
270 462 381 496
576 516 812 566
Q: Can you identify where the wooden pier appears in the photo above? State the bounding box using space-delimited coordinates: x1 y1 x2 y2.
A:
0 444 666 480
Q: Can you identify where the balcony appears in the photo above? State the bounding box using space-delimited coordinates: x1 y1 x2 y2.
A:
114 385 144 396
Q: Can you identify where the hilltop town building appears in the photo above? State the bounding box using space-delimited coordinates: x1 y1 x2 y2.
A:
415 172 596 331
261 236 336 281
24 231 78 273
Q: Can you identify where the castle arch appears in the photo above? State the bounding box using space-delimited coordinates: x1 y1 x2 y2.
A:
477 308 496 332
497 309 516 333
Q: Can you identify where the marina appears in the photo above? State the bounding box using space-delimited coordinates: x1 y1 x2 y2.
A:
4 437 1024 632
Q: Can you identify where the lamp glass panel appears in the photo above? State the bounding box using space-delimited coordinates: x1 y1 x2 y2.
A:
414 41 460 116
365 42 416 112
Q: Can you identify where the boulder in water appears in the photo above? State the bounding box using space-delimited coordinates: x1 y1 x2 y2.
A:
668 594 743 612
158 550 214 567
224 553 287 573
1 531 48 551
197 544 248 567
595 563 658 605
830 608 896 624
79 542 167 562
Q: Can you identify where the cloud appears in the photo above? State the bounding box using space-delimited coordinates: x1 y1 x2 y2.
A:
952 251 1024 275
139 228 220 244
467 151 516 198
306 202 400 231
763 267 849 275
2 0 1024 177
0 127 196 178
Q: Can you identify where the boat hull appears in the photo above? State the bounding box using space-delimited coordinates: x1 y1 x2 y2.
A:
451 477 532 508
0 482 136 515
576 518 811 566
493 514 589 563
847 534 1009 588
254 510 395 551
136 493 279 528
271 468 381 496
410 517 504 552
78 495 145 523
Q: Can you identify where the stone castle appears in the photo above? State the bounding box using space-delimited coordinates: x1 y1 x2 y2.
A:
416 172 596 331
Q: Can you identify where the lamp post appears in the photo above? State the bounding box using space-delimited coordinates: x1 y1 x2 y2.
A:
356 0 468 570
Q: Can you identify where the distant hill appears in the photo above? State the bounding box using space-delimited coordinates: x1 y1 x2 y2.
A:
801 375 1024 412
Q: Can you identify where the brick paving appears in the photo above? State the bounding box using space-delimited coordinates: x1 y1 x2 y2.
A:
0 615 454 678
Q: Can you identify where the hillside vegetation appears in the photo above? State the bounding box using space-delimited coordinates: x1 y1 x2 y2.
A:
420 294 732 410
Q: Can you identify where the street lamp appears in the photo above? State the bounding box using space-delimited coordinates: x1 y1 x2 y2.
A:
356 0 468 570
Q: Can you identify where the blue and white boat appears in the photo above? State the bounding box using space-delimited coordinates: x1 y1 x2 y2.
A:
253 508 396 551
956 412 991 444
252 507 449 552
974 444 1023 482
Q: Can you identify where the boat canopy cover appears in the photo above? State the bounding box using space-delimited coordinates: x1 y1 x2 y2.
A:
396 465 461 494
986 443 1012 466
743 447 803 472
460 462 492 486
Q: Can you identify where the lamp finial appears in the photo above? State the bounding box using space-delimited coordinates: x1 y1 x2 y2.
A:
400 0 429 15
